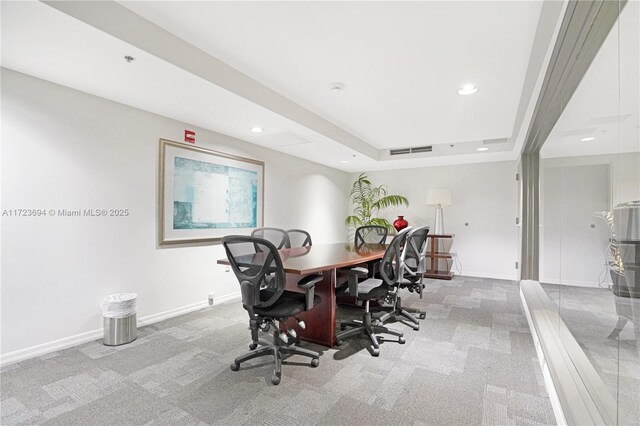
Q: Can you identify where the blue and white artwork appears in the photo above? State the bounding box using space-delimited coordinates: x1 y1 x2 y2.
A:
160 139 263 244
172 157 258 229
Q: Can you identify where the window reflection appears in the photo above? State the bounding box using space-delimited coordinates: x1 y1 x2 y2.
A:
539 1 639 423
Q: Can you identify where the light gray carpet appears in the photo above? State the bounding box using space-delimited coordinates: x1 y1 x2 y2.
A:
1 277 555 425
541 283 640 425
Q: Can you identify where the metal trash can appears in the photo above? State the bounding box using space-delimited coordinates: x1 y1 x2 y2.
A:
102 293 137 346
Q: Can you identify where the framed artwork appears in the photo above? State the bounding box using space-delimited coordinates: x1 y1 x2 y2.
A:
159 139 264 244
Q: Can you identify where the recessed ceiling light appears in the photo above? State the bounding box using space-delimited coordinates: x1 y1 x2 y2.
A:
580 136 595 141
124 55 135 63
477 147 489 151
330 82 346 93
341 160 349 164
251 127 264 133
457 84 478 95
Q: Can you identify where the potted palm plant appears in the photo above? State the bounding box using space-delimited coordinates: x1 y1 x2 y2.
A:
345 173 409 232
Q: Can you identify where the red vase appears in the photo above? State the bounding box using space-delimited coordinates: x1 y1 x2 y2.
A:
393 215 409 232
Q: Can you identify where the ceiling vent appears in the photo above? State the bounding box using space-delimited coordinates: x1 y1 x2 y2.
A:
410 145 433 153
390 145 432 156
482 137 509 145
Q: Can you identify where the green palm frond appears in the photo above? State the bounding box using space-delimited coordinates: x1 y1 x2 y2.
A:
371 185 388 200
345 215 364 227
372 195 409 210
350 174 372 198
346 173 408 231
369 217 393 231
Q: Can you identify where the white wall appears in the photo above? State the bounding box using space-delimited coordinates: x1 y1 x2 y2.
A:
355 161 518 280
541 153 640 206
540 153 640 287
540 164 611 287
0 69 350 361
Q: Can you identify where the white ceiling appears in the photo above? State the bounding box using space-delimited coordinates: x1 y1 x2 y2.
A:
0 0 368 170
121 1 542 150
541 0 640 159
2 1 547 171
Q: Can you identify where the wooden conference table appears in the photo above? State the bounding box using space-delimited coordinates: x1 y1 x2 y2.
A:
217 242 386 347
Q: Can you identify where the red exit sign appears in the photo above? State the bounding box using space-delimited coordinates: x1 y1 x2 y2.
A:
184 130 195 143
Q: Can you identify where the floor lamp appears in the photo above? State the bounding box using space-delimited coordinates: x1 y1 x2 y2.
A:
425 188 452 235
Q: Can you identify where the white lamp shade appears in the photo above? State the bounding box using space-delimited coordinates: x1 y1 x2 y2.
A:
425 188 452 207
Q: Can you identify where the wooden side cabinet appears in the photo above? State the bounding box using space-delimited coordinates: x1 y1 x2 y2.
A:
424 234 455 280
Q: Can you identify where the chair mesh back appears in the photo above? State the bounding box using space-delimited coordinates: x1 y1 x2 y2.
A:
379 227 412 285
404 226 430 274
287 229 312 247
251 227 291 250
222 236 285 309
355 225 388 245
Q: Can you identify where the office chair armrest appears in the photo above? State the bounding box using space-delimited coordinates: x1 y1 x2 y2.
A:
334 266 368 296
337 266 369 276
298 274 323 310
347 272 360 297
403 268 418 277
348 266 369 275
240 280 260 306
298 274 322 289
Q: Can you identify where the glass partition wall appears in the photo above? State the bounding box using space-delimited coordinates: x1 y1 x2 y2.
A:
538 1 639 423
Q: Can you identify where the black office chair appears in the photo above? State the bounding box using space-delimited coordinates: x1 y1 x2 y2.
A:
376 225 430 330
251 227 291 250
286 229 312 247
339 225 389 280
335 227 411 356
222 236 322 385
355 225 388 246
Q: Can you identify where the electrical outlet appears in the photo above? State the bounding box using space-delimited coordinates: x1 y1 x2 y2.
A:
208 292 215 306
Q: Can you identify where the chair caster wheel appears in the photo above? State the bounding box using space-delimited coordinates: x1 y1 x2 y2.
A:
230 362 239 371
271 375 281 385
335 340 342 346
399 337 406 344
311 358 319 367
340 324 347 331
249 342 258 350
412 325 420 331
419 314 426 319
372 348 380 356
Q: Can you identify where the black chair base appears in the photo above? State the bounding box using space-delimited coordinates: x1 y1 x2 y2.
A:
336 310 405 357
376 296 426 330
230 332 319 385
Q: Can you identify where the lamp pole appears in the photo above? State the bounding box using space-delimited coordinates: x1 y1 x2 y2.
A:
434 203 444 235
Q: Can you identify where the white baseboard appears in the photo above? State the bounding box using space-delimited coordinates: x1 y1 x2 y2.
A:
456 271 517 281
0 328 105 367
539 277 609 288
0 292 241 366
136 300 209 328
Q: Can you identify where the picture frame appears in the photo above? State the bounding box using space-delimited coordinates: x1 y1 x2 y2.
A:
159 139 264 244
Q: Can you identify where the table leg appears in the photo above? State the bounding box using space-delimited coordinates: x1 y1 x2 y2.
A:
283 269 336 347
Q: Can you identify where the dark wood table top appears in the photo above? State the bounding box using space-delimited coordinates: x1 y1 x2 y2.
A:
217 242 386 275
